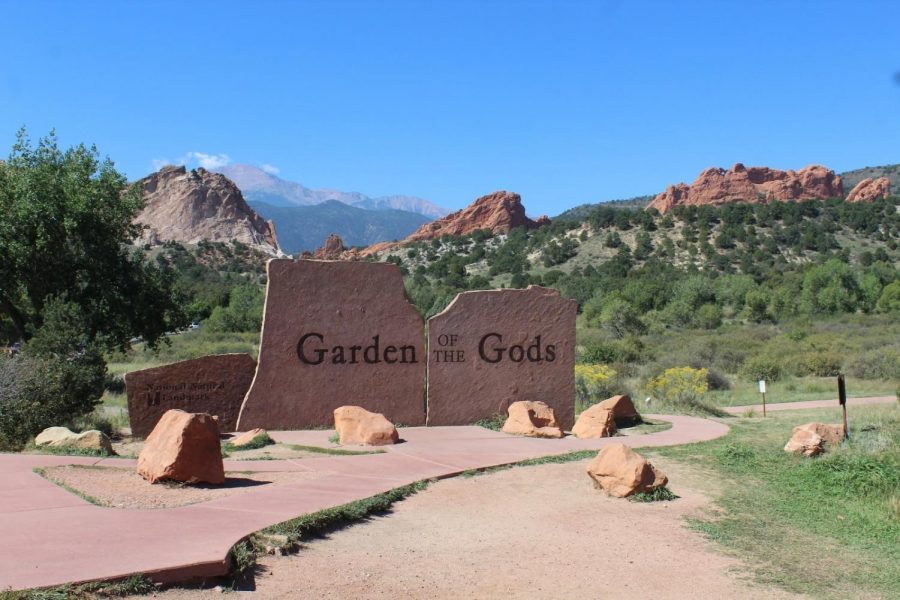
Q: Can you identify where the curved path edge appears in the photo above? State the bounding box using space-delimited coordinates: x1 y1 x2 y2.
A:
1 415 726 591
4 396 895 591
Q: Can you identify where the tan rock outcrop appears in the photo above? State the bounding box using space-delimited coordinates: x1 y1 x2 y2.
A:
846 177 890 202
34 427 115 454
647 164 844 213
501 400 564 438
136 409 224 484
784 428 824 457
784 422 844 457
333 406 399 446
571 404 616 439
585 443 668 497
134 165 281 254
596 395 642 427
229 428 270 448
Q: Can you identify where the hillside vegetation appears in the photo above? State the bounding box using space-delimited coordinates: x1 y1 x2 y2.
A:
371 197 900 412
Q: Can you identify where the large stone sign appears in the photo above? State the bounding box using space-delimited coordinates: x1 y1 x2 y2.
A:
426 286 576 428
237 259 426 429
125 353 256 437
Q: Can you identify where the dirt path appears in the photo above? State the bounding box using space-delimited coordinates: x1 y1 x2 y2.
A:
148 459 799 600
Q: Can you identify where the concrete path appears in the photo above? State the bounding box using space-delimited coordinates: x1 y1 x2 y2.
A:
722 395 895 415
0 414 728 592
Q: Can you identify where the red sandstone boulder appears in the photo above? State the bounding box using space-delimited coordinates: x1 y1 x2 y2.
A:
333 406 399 446
596 395 641 427
571 404 616 439
785 422 844 457
846 177 890 202
586 443 668 497
501 400 564 438
648 163 843 213
137 409 225 484
784 428 824 457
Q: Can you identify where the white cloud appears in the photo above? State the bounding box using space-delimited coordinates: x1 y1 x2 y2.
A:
260 163 280 175
184 151 231 170
151 157 171 170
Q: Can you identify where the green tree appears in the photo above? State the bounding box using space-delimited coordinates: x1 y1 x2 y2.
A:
0 130 187 348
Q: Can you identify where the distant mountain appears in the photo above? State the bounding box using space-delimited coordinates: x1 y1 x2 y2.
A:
219 164 448 218
840 164 900 197
249 200 430 254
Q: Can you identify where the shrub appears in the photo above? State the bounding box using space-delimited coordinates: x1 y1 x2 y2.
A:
574 364 620 409
0 300 106 450
795 351 843 377
579 339 642 364
705 367 731 391
646 366 709 405
739 354 783 382
0 353 105 450
847 348 900 380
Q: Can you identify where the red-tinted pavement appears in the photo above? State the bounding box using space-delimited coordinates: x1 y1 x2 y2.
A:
0 415 729 591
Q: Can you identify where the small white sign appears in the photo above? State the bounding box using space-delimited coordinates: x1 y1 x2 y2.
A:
758 380 766 394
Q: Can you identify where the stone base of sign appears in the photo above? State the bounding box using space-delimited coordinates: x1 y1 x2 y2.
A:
426 286 576 429
237 259 426 430
125 354 256 438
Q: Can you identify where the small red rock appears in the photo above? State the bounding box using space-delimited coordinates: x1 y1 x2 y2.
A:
501 401 564 438
137 409 224 485
586 443 668 497
333 406 399 446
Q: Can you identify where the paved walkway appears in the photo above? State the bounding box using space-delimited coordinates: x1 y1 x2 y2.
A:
0 415 728 592
3 396 894 592
722 395 895 415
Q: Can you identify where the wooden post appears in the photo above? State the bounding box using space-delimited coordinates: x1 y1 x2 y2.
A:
838 373 848 439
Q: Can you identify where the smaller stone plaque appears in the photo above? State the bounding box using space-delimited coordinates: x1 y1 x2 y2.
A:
125 353 256 437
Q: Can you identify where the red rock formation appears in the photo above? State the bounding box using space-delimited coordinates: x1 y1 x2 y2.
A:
846 176 891 202
313 234 347 259
360 190 545 256
405 190 542 242
134 165 281 254
647 163 844 213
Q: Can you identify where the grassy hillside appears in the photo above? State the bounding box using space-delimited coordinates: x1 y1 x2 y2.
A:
840 163 900 196
554 195 653 220
251 200 429 253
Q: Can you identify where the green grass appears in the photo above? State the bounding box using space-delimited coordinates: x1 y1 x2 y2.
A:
629 486 679 502
645 404 900 598
23 444 113 458
0 575 155 599
618 418 673 435
262 480 431 543
222 432 275 452
286 444 384 456
708 376 896 407
473 413 506 431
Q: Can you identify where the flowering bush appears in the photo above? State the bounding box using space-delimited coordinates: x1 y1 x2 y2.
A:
646 367 709 404
574 364 619 409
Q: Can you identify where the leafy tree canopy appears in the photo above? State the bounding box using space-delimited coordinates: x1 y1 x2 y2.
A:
0 129 187 349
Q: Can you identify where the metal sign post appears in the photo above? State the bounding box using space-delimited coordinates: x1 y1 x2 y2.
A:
758 379 767 417
838 374 848 439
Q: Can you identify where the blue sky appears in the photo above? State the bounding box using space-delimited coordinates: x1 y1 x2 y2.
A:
1 0 898 215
